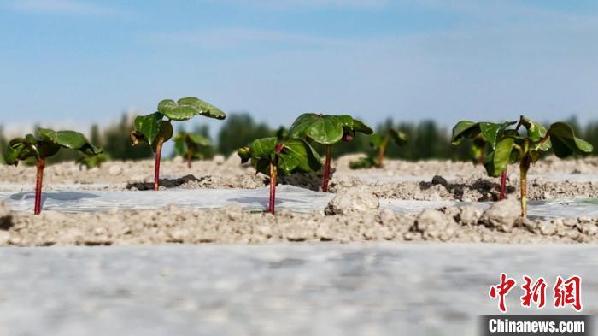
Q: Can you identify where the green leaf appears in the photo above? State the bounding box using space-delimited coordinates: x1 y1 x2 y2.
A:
237 146 251 163
173 135 186 157
132 113 163 145
174 132 212 159
369 133 384 148
548 122 594 157
157 99 177 112
451 121 479 144
470 137 485 164
479 121 516 148
78 143 103 157
388 129 407 146
4 139 37 165
520 116 547 142
55 131 88 149
289 113 372 145
160 104 197 121
349 156 376 169
131 113 173 148
178 97 227 120
187 133 210 146
35 127 92 156
35 127 57 142
77 152 108 169
484 138 514 177
350 118 373 135
6 128 100 164
239 137 321 176
157 97 227 121
277 138 322 175
158 99 196 121
156 121 173 145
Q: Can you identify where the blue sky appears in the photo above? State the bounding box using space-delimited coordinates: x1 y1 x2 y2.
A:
1 0 598 133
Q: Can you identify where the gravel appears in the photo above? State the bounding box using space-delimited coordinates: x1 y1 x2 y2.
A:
1 157 598 246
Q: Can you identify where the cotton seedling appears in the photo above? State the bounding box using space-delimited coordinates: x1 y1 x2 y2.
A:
350 128 407 169
131 97 226 191
289 113 372 191
453 116 593 216
238 137 321 214
173 132 212 168
4 128 102 214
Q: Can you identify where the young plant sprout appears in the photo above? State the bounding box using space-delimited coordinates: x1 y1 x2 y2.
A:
350 128 407 169
238 137 321 214
173 132 212 168
454 116 593 217
4 128 102 215
451 120 516 200
288 113 372 192
131 97 226 191
77 152 108 169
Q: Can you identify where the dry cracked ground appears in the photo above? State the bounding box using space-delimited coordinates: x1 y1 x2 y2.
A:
1 155 598 246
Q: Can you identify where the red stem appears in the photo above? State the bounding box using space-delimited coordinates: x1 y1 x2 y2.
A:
499 168 507 200
321 145 332 192
154 141 163 191
268 161 277 214
34 158 45 215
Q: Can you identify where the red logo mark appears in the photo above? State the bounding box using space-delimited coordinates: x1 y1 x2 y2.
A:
554 275 582 312
521 276 547 309
489 273 517 313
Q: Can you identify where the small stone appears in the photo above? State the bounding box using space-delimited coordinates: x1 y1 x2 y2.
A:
441 206 460 219
108 165 123 176
415 209 455 240
0 231 9 245
539 221 556 235
481 198 520 233
224 153 241 167
523 218 537 233
578 222 598 236
325 188 379 215
213 155 225 164
169 229 189 242
459 206 482 226
285 229 310 242
377 208 396 225
563 218 577 227
403 232 420 241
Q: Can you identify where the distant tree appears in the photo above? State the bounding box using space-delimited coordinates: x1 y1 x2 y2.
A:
413 120 442 160
0 126 6 164
584 121 598 155
217 113 274 155
90 123 100 146
104 114 153 160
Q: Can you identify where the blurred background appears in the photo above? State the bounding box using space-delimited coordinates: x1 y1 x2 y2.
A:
1 113 597 165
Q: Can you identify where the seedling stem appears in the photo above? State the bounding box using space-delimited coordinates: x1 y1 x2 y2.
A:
154 140 163 191
322 145 332 192
499 170 507 200
34 158 45 215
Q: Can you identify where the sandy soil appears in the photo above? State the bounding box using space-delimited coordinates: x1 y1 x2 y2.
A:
1 155 597 246
2 197 598 246
1 155 597 200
